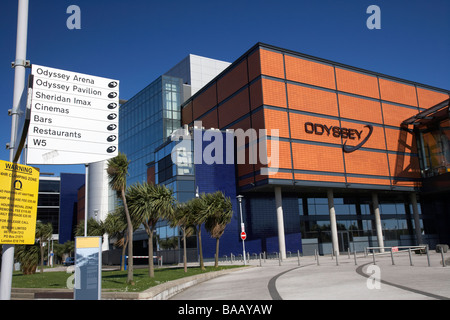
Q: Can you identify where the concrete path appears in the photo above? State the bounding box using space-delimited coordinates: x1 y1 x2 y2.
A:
170 251 450 300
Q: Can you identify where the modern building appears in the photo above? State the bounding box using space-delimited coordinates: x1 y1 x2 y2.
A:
178 43 450 257
37 173 85 244
117 55 230 258
119 55 230 186
121 42 450 260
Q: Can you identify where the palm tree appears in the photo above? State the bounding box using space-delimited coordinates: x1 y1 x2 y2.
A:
75 218 105 237
127 182 175 277
104 206 129 271
15 244 39 275
35 221 53 273
189 196 208 270
203 192 233 267
170 202 196 272
107 152 134 284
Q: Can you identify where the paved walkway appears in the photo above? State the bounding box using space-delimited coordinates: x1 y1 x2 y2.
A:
170 251 450 300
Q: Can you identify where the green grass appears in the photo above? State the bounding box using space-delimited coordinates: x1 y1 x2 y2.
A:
12 265 244 292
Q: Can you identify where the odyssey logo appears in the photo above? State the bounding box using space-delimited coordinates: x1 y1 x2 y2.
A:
304 122 373 153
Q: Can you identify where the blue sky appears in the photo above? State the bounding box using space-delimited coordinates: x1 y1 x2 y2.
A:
1 0 449 175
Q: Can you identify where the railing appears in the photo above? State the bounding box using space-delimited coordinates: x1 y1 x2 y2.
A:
364 245 437 267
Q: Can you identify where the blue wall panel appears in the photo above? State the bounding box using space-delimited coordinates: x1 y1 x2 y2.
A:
59 173 85 244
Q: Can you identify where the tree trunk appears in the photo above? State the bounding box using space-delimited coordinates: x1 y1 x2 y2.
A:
121 236 128 271
214 238 220 268
40 240 44 273
121 188 134 284
197 226 205 270
148 229 154 278
183 227 187 273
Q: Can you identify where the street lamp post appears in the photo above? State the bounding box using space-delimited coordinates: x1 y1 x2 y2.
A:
237 195 246 265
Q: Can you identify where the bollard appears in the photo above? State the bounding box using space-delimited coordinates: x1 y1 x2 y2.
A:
372 252 376 265
297 250 300 266
408 248 413 266
335 251 339 266
278 252 281 266
391 249 395 265
316 250 320 266
259 253 262 267
348 248 351 259
441 251 446 267
426 245 431 267
353 250 357 266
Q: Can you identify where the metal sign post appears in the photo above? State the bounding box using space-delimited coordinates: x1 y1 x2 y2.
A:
0 0 29 300
237 195 246 265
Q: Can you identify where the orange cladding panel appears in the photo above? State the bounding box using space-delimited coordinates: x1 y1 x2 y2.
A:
217 60 248 103
255 140 292 170
218 88 250 128
384 127 416 153
289 113 341 145
247 49 261 82
382 103 420 127
263 109 289 138
338 94 383 124
379 78 417 107
340 121 386 151
260 49 285 79
294 173 346 183
335 68 380 99
292 143 345 173
250 79 263 110
262 78 286 108
182 101 193 125
193 83 217 119
416 87 449 109
389 153 420 181
198 109 218 129
344 150 389 177
285 55 335 90
287 84 339 116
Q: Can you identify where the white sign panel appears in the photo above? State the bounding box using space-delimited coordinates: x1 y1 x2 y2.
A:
27 65 119 164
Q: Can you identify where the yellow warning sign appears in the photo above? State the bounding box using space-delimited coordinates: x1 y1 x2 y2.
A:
0 160 39 244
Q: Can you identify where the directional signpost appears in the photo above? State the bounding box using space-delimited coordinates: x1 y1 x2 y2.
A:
23 64 119 300
26 64 119 165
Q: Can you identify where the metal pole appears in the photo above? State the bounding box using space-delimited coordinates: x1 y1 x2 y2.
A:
84 164 89 237
441 251 446 267
391 248 395 265
408 248 413 266
0 0 29 301
354 250 357 265
426 245 431 267
327 189 339 256
237 195 246 265
297 250 300 266
372 193 385 253
274 187 286 260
